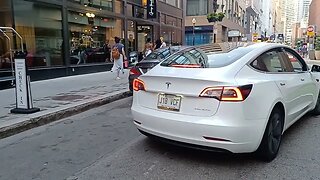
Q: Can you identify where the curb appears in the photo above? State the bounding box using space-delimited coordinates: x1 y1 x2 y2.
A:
0 91 132 139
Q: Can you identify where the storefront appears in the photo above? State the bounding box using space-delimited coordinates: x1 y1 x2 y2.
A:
0 0 184 85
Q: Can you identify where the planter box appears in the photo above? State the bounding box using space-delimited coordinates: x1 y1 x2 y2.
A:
315 50 320 60
309 50 315 60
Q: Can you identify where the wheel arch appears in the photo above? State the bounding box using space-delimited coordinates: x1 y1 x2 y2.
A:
254 100 286 151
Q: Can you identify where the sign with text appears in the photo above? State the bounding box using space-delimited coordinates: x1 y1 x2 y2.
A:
14 59 28 109
147 0 157 19
228 30 240 37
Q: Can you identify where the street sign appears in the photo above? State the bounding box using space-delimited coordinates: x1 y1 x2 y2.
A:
252 33 258 42
307 25 315 37
147 0 157 19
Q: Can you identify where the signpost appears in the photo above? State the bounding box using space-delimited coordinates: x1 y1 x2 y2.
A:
10 59 40 114
252 33 259 42
147 0 157 19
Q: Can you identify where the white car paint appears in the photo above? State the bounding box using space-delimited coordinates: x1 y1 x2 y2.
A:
131 43 320 154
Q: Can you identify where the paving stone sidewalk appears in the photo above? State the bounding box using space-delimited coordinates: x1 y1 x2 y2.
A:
0 70 131 138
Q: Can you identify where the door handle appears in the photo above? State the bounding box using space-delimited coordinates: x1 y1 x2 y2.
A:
301 78 305 81
280 83 286 86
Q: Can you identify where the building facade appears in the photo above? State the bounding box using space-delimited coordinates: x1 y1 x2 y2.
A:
0 0 184 81
271 0 285 34
245 0 261 41
184 0 247 45
309 0 320 35
283 0 299 44
297 0 311 28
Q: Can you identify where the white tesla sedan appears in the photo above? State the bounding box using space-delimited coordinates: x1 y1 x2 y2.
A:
131 43 320 161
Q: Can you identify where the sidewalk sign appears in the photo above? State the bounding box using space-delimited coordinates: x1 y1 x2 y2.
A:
10 58 40 114
0 27 40 114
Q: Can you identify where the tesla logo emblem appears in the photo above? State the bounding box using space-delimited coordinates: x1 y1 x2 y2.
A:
165 82 171 89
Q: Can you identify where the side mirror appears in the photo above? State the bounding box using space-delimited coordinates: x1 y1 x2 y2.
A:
311 65 320 72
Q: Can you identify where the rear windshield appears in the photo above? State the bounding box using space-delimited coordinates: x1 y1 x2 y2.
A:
160 49 206 68
207 47 253 68
160 47 253 68
144 48 171 60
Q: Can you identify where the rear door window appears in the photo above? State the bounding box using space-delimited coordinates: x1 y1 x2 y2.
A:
250 49 287 72
282 48 308 72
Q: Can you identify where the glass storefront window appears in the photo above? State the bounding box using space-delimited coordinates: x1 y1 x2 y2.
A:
14 0 63 68
68 11 123 64
161 27 182 46
127 21 136 53
0 0 13 71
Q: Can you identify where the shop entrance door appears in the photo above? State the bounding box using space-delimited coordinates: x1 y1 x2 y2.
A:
137 25 153 53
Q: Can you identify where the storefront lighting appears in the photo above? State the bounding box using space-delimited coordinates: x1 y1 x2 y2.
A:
86 13 95 18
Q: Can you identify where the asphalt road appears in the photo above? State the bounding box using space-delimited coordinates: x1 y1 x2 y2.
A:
1 97 320 180
0 97 139 180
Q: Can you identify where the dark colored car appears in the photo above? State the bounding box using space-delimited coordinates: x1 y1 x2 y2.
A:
129 46 185 91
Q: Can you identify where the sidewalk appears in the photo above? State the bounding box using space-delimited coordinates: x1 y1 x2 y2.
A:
0 70 130 139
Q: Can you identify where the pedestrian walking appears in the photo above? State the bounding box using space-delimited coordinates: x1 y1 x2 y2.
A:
111 37 127 79
302 43 308 58
144 38 153 57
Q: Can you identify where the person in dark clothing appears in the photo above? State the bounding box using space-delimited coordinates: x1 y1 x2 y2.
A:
154 39 162 50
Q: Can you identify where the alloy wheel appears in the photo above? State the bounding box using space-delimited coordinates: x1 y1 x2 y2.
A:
267 112 282 154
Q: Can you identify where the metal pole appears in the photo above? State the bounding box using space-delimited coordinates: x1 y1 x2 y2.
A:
0 29 14 80
192 24 195 46
0 27 24 52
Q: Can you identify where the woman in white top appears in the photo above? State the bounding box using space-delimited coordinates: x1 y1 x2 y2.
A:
160 37 166 48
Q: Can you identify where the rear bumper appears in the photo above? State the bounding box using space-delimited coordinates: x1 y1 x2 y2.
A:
139 129 232 153
131 105 267 153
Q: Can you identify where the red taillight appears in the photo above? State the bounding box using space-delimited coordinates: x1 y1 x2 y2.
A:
199 85 252 101
129 68 142 75
133 79 146 91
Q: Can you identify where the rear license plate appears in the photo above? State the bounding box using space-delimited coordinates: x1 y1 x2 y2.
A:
157 94 181 112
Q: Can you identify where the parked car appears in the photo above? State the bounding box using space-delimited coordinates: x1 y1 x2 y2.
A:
131 43 320 161
128 46 186 91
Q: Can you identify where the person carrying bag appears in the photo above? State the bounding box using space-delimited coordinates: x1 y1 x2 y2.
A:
111 37 126 79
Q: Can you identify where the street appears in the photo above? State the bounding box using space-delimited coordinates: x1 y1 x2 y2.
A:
0 97 320 180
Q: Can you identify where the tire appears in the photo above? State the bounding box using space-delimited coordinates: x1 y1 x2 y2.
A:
257 107 284 162
311 93 320 115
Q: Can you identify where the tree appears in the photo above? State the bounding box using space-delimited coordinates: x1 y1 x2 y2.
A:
207 12 225 23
